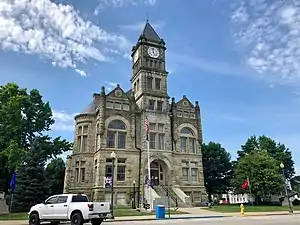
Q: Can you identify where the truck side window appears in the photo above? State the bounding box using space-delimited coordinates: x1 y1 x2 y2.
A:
46 197 58 204
71 195 88 202
57 196 68 203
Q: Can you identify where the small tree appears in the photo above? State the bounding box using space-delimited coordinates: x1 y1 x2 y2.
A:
10 140 50 212
46 158 66 195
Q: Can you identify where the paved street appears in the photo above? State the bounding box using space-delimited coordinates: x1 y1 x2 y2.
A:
103 215 300 225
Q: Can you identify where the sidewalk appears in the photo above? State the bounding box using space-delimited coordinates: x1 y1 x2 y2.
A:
0 211 299 224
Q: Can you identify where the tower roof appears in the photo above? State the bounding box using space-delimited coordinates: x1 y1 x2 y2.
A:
140 21 161 42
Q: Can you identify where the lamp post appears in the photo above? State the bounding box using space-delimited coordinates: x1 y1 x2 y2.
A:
133 180 136 209
280 163 293 213
110 151 116 219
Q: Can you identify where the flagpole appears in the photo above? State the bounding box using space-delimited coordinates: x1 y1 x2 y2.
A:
247 177 254 212
9 194 13 220
147 139 151 211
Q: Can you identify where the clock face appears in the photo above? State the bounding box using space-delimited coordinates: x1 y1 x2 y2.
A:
147 47 160 58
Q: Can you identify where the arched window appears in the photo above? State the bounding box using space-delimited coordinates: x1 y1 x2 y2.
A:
107 120 127 149
180 127 196 154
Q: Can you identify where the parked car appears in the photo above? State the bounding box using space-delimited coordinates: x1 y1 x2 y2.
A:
28 193 110 225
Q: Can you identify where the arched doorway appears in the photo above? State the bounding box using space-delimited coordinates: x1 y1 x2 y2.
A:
150 160 167 186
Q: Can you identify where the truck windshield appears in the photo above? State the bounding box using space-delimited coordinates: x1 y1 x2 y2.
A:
71 195 88 202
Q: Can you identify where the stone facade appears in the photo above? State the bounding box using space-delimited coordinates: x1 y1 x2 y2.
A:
64 22 207 206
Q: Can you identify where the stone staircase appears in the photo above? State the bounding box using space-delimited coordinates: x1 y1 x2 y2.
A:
153 184 190 208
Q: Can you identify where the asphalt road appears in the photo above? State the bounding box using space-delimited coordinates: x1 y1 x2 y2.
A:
100 215 300 225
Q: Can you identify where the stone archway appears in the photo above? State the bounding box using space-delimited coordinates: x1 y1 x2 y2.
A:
144 157 171 186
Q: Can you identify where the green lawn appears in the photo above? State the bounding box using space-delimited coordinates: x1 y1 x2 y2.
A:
0 208 187 220
204 204 300 213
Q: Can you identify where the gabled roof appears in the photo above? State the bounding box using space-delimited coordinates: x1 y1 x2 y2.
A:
107 84 130 100
176 95 195 108
81 99 97 113
140 21 161 42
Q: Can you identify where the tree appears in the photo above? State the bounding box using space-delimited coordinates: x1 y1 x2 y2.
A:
202 142 233 200
46 158 66 195
237 135 295 178
232 150 284 203
10 140 50 212
0 83 72 192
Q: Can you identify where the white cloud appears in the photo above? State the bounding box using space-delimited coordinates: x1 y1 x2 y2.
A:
51 110 77 131
105 81 119 91
94 0 157 15
0 0 131 75
230 0 300 83
119 21 165 31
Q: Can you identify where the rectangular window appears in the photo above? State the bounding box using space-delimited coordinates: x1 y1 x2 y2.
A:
117 165 126 181
117 158 126 164
115 102 122 110
180 137 187 152
157 101 163 111
189 138 196 154
83 125 88 134
80 168 85 182
155 78 161 90
149 133 156 149
94 166 97 183
190 114 195 119
149 123 156 131
106 101 113 109
105 165 112 178
82 136 87 152
191 168 198 182
75 168 79 183
177 111 182 117
123 104 130 111
148 99 155 110
146 77 153 89
118 132 126 149
158 123 164 132
76 161 80 167
158 134 164 150
184 111 189 118
78 126 83 134
77 136 82 152
182 168 189 181
107 131 115 148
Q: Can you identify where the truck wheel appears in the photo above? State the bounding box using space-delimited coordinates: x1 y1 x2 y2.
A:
29 212 40 225
71 212 84 225
91 218 103 225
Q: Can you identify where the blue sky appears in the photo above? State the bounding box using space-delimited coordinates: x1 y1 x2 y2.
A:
0 0 299 174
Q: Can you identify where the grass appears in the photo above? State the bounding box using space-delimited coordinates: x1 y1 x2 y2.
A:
0 208 187 220
204 204 300 213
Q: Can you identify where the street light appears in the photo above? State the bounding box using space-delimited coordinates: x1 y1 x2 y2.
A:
110 151 116 219
133 180 136 209
280 163 293 213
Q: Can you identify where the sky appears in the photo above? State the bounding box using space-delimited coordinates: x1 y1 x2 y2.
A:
0 0 299 175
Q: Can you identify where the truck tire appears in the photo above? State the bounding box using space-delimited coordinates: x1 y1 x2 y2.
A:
71 212 84 225
91 218 103 225
29 212 40 225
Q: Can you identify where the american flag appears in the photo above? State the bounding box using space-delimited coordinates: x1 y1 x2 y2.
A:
145 117 149 140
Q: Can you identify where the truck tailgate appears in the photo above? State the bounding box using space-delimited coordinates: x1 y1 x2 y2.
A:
93 202 110 213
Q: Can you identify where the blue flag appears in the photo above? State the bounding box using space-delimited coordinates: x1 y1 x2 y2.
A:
10 172 16 193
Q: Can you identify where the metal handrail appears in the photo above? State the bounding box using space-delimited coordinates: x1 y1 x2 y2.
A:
159 182 178 210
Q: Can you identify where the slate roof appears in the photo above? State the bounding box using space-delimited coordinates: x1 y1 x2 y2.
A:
141 21 161 42
81 100 97 113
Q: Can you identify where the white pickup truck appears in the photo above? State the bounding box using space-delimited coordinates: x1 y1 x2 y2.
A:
28 194 110 225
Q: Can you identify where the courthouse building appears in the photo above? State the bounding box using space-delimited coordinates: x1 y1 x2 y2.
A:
63 21 207 207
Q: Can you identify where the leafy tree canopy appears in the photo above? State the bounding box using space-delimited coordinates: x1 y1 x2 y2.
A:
0 83 72 192
202 142 233 198
232 150 284 199
237 135 295 178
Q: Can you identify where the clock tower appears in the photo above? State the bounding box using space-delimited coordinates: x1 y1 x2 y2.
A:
131 21 169 111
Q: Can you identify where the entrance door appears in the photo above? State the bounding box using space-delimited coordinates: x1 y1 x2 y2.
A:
150 169 159 186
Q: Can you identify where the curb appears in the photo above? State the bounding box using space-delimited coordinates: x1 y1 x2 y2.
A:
106 215 227 222
231 212 300 217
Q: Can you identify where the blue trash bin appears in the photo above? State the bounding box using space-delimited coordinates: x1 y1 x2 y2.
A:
155 205 165 219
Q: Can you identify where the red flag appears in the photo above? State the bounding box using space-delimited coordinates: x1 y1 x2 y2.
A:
242 178 249 190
